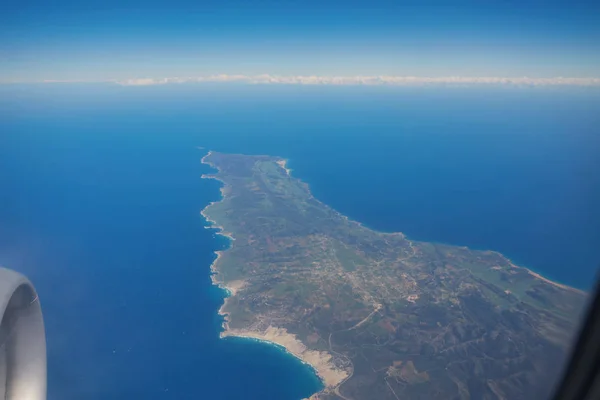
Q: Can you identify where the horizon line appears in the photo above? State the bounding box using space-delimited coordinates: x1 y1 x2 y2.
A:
3 74 600 87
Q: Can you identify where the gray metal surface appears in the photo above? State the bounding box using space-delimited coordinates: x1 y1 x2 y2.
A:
0 267 47 400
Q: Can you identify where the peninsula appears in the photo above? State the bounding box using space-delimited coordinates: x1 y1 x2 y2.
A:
201 151 586 400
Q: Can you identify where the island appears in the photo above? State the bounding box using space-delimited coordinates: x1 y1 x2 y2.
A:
201 151 587 400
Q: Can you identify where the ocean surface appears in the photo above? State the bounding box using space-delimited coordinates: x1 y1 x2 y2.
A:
0 83 598 399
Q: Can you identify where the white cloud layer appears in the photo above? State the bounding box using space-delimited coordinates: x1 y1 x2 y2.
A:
113 74 600 87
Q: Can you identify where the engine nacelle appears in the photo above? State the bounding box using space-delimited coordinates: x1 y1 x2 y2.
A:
0 267 47 400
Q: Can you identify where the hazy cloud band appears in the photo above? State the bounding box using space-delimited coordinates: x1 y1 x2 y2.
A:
112 74 600 87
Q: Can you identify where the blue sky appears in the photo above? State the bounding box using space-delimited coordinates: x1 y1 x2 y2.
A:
1 0 599 82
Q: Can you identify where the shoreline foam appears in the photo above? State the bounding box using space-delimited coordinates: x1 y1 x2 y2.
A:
200 150 237 297
200 150 343 392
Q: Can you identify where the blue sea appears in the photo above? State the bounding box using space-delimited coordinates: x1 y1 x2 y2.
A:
0 83 598 399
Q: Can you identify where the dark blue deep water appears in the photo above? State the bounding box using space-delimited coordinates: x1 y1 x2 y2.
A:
0 84 598 399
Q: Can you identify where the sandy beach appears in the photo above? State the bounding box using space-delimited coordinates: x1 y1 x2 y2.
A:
221 326 348 389
200 150 346 392
276 159 292 176
482 250 585 295
512 263 586 295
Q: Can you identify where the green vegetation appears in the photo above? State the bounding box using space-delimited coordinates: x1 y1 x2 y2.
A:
202 151 587 400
